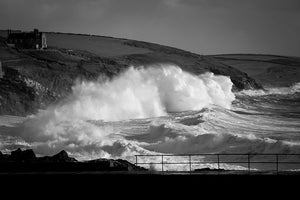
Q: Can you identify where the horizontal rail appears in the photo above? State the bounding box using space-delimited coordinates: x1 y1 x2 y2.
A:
136 162 300 165
135 153 300 156
134 153 300 174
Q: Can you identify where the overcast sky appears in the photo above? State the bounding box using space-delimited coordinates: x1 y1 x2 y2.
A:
0 0 299 57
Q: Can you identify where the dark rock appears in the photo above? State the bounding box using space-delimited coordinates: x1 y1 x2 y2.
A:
10 148 36 162
10 148 23 160
23 149 36 160
38 150 77 162
116 159 147 171
51 150 77 162
0 148 146 172
86 158 147 171
194 167 225 172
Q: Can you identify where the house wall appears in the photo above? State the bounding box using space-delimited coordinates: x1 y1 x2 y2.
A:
7 29 47 49
0 61 3 79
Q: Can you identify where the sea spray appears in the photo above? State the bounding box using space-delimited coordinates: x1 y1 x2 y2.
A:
7 64 236 159
25 64 235 122
61 64 235 121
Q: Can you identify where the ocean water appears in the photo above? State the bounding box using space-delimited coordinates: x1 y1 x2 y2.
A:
0 64 299 172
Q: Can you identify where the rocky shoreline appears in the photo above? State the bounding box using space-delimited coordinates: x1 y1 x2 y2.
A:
0 148 147 173
2 149 300 175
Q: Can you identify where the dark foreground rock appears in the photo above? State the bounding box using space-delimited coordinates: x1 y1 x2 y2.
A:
10 148 36 162
0 149 147 172
37 150 77 163
194 167 225 172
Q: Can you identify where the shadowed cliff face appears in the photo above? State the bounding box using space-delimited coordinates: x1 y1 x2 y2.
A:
0 32 262 116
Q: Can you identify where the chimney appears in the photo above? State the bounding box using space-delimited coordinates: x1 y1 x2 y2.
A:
0 61 3 79
34 29 38 37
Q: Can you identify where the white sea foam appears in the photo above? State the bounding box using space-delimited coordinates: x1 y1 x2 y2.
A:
1 65 300 172
63 64 235 121
5 64 235 158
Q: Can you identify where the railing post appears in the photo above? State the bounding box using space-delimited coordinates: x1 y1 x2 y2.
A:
248 154 251 174
161 155 164 173
276 154 279 175
135 155 138 166
189 155 192 174
217 154 220 170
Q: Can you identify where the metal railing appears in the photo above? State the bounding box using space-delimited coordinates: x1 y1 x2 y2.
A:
134 153 300 174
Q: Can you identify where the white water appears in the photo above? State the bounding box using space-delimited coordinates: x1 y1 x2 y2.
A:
2 64 236 159
1 64 299 171
53 64 235 121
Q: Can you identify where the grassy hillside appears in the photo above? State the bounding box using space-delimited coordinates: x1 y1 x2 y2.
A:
211 54 300 87
46 32 152 57
0 31 262 116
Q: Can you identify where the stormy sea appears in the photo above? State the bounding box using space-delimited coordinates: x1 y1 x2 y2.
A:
1 64 300 172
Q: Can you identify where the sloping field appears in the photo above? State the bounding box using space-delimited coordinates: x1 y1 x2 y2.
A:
46 33 151 57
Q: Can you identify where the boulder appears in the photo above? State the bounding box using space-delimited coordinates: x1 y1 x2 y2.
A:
87 158 147 171
0 148 147 172
38 150 77 162
194 167 225 172
51 150 77 162
10 148 36 162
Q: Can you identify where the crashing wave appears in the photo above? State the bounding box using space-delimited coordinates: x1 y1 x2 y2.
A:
5 64 235 158
60 64 235 121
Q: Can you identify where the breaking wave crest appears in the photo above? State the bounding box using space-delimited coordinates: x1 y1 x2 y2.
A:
6 64 236 159
56 64 235 121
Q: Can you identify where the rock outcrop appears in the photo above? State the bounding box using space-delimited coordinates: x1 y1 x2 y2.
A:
37 150 77 162
0 148 146 173
86 158 146 171
10 148 36 162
